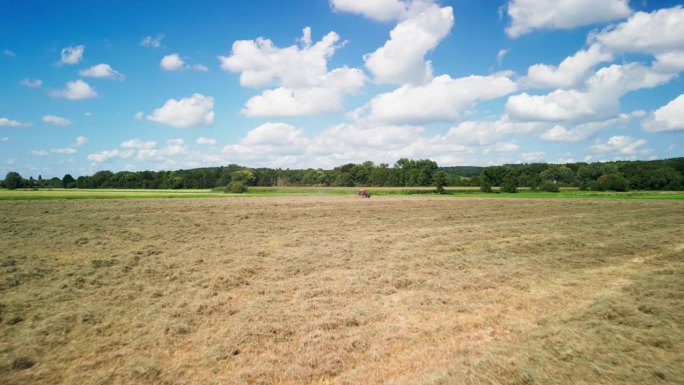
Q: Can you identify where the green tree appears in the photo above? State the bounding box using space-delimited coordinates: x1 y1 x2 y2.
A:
432 171 448 194
500 173 518 193
4 171 23 190
231 169 256 185
594 173 629 191
540 165 575 185
225 181 248 193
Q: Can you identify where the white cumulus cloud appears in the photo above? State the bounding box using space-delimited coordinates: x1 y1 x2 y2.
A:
147 93 214 128
60 45 84 65
42 115 73 126
87 149 134 163
121 139 157 149
242 123 309 147
506 0 632 38
524 44 613 89
196 137 216 145
591 6 684 54
51 79 97 100
539 111 644 142
364 2 453 85
242 67 365 117
360 73 517 124
219 27 342 88
221 27 366 117
79 64 124 80
507 62 674 123
589 135 650 156
160 53 185 71
643 94 684 132
330 0 408 21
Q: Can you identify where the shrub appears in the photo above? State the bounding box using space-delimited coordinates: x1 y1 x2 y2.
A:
480 180 493 193
225 181 248 193
500 174 518 193
594 173 629 192
539 180 559 192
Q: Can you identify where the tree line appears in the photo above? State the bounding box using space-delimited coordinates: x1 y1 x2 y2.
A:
2 157 683 191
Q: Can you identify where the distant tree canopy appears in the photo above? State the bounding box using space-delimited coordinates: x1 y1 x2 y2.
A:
3 172 23 190
1 157 683 192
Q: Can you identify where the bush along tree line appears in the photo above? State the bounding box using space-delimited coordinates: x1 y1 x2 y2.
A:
2 157 683 192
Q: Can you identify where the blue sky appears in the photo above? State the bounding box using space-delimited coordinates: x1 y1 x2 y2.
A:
1 0 683 178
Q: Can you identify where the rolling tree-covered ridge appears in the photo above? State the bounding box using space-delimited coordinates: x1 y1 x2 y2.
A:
2 157 683 191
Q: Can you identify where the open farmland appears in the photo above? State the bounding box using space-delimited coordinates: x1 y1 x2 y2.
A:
1 196 683 385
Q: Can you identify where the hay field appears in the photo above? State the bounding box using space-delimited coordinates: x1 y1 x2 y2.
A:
1 196 683 385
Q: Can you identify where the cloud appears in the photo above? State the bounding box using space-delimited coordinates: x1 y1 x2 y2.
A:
134 111 144 120
486 142 519 153
51 79 97 100
20 78 42 88
160 53 185 70
359 73 517 124
520 152 546 162
160 53 206 71
89 138 223 169
241 123 309 147
222 123 310 162
444 119 541 146
42 115 73 126
0 117 26 127
539 111 644 142
52 147 77 154
507 62 674 123
364 2 454 85
524 44 613 89
73 136 88 147
219 27 342 88
242 67 365 117
505 0 632 38
87 149 134 163
643 94 684 132
60 45 84 65
140 34 164 48
589 135 650 156
1 137 8 142
31 150 49 156
221 27 366 117
329 0 408 21
196 137 216 145
653 51 684 73
79 64 124 80
121 139 157 149
496 49 509 66
3 49 16 57
146 93 214 128
591 6 684 54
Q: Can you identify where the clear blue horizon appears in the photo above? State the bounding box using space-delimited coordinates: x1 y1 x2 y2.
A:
1 0 683 178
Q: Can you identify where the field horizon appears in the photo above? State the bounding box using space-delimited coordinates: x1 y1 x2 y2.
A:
1 187 683 201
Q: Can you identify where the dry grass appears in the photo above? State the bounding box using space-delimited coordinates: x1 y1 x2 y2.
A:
0 196 682 385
